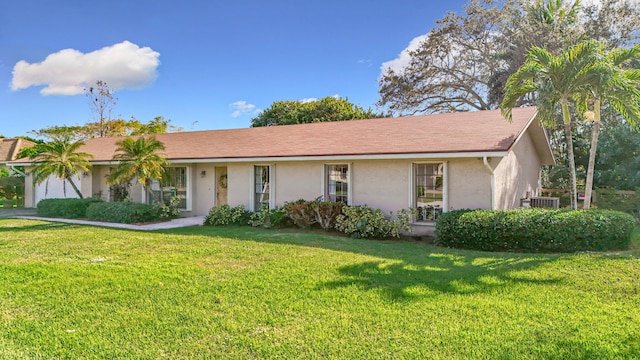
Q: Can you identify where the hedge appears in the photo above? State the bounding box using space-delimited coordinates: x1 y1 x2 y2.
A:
37 198 104 219
204 204 251 226
435 208 635 253
86 202 160 224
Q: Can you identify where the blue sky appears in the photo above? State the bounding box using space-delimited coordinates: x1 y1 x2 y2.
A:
1 0 468 138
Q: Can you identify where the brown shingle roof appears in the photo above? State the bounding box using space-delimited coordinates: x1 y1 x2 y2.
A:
0 138 36 163
14 107 545 163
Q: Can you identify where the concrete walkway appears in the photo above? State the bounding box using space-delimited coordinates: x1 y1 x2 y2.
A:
0 208 37 218
3 210 205 231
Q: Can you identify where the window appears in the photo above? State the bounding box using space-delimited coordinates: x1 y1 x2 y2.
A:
414 163 444 222
149 167 188 209
254 165 270 211
325 164 349 203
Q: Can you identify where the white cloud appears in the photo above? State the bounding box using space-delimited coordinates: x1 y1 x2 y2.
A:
380 34 429 75
300 94 340 103
230 100 258 118
11 41 160 95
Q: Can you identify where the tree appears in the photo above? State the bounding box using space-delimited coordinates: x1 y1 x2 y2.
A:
30 117 179 142
379 0 640 115
250 96 382 127
85 80 118 138
490 0 583 105
29 135 93 198
580 43 640 209
501 41 604 210
31 81 180 142
16 138 45 160
379 0 505 114
106 136 169 202
593 118 640 190
128 116 184 134
29 125 86 142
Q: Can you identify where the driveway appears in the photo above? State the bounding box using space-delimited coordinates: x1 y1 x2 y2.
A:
0 207 37 218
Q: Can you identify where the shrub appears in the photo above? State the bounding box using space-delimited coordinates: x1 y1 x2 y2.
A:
153 196 182 219
435 208 635 253
204 204 251 226
285 200 317 228
37 198 104 219
284 199 345 231
335 205 412 239
86 202 159 224
249 204 290 228
312 201 345 231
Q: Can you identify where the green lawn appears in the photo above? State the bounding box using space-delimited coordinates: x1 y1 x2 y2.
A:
1 219 639 359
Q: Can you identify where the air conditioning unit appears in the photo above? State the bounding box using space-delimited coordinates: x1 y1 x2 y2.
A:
530 197 560 209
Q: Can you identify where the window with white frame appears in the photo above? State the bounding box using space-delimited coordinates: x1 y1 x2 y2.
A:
149 167 188 209
254 165 270 211
414 163 444 222
325 164 349 203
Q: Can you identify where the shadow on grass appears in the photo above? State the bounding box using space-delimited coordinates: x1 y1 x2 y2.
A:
0 220 73 232
320 257 559 302
165 226 562 301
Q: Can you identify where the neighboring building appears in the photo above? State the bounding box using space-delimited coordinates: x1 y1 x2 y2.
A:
0 138 36 174
13 107 553 226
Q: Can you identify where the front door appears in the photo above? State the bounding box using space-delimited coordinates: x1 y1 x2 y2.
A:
215 167 228 206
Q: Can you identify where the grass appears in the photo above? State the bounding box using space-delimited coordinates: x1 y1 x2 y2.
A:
0 219 639 359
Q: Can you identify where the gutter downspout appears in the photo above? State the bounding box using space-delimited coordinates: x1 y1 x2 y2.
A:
9 165 26 177
483 156 495 210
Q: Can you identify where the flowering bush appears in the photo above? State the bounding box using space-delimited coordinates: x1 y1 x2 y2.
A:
335 205 413 239
204 204 251 226
153 196 181 219
249 204 289 228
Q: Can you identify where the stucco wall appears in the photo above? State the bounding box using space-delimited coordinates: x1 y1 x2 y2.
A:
33 174 83 204
80 171 93 198
91 166 110 201
448 158 493 210
494 131 542 209
23 152 539 215
350 160 409 212
272 162 323 203
86 165 144 203
218 158 495 216
227 163 252 210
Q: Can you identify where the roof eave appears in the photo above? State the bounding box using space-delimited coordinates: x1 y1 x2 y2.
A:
161 151 511 164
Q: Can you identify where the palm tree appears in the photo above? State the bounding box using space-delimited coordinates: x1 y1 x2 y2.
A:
30 135 93 198
106 136 169 202
501 41 603 209
581 44 640 209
